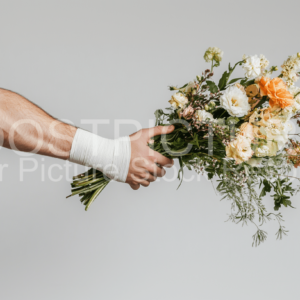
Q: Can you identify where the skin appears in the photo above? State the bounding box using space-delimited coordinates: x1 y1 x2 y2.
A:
0 88 174 190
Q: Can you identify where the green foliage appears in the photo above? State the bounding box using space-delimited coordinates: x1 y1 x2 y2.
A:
218 60 244 90
154 109 168 126
226 117 240 125
218 71 230 90
240 78 255 87
272 178 295 211
228 78 244 85
206 80 219 93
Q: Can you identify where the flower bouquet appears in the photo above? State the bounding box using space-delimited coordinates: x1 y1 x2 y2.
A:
67 47 300 246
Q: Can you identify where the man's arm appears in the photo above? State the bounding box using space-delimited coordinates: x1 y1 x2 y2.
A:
0 88 174 190
0 88 76 159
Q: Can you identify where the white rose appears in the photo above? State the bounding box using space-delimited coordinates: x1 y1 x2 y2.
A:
169 93 188 109
195 110 214 122
242 55 262 78
220 85 250 117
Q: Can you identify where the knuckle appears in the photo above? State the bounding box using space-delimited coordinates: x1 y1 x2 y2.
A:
134 184 140 190
148 156 156 163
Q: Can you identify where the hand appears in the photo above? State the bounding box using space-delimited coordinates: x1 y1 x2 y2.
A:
126 125 175 190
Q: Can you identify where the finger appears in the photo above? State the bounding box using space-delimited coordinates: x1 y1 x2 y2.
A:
130 183 140 190
144 172 157 182
140 180 150 187
149 149 174 167
146 125 175 138
146 163 166 177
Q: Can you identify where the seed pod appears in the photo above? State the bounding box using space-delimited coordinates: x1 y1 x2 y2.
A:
245 84 260 97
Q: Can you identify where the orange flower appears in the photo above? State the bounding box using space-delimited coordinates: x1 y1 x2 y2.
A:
258 76 294 108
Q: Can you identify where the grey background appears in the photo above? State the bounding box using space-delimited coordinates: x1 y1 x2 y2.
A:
1 0 300 299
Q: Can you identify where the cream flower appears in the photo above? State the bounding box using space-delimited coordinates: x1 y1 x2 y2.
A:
239 122 254 140
169 93 188 109
258 113 292 150
204 47 224 63
226 135 254 164
288 85 300 109
281 100 300 121
220 85 250 117
255 142 278 157
242 54 262 78
182 81 196 94
195 110 214 122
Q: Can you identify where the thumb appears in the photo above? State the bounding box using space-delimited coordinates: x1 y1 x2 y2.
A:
147 125 175 138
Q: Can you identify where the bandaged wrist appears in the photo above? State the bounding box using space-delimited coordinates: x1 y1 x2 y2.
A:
69 128 131 183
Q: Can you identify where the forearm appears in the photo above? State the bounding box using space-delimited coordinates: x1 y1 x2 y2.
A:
0 88 77 159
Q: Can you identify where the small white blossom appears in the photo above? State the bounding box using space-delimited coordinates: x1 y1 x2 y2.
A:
281 86 300 120
195 110 214 122
281 54 300 87
242 54 262 78
204 47 224 63
259 54 269 70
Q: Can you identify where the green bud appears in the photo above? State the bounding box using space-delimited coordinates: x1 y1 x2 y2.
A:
169 86 178 91
209 101 216 108
204 104 209 111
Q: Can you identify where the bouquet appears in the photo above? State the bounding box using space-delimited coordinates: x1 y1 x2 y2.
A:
67 47 300 246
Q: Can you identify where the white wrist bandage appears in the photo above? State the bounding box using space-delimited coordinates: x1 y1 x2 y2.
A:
69 128 131 183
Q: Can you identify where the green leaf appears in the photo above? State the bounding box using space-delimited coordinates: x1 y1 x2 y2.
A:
228 78 244 85
218 71 229 90
240 79 255 87
206 80 218 93
226 117 240 125
208 173 214 180
178 83 188 89
263 179 271 193
260 187 266 198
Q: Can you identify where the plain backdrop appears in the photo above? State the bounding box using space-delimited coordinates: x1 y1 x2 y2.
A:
1 1 300 299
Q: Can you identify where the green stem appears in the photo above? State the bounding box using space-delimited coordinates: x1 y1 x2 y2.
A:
85 181 109 211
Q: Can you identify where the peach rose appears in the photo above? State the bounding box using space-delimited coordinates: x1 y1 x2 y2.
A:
253 126 266 140
258 76 294 108
226 135 254 164
240 122 254 140
182 106 194 119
